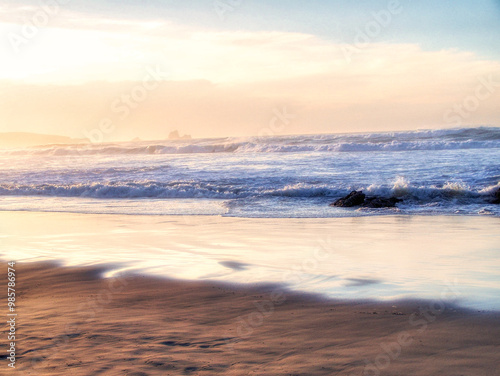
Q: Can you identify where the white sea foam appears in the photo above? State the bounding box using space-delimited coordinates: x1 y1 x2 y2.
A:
0 127 498 218
0 180 497 203
2 127 500 156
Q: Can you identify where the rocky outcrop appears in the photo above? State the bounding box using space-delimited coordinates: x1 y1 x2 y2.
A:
168 130 192 140
363 196 402 208
492 188 500 204
330 191 365 207
330 190 402 208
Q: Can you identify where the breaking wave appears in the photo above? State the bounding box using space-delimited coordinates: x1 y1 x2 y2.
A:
3 127 500 156
0 180 498 205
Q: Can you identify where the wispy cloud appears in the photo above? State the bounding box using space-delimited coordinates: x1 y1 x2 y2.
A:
2 17 499 85
1 4 499 137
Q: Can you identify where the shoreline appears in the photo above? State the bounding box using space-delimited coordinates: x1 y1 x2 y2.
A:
2 210 500 310
6 262 500 375
1 205 499 219
5 257 500 314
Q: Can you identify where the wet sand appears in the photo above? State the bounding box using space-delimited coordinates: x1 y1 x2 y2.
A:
3 211 500 310
7 262 500 375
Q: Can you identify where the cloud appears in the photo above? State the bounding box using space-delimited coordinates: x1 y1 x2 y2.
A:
0 10 499 137
2 18 499 86
1 55 499 140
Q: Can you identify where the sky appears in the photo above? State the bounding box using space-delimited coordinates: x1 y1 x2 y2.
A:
0 0 499 141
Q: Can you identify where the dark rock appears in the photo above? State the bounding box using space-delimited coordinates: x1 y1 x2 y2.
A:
330 191 366 207
492 188 500 204
363 196 402 208
330 190 403 208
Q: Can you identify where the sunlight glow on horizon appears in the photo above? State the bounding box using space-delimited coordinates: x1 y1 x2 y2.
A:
0 2 499 139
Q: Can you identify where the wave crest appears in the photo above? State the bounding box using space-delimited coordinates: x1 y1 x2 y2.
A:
3 127 499 156
1 180 498 204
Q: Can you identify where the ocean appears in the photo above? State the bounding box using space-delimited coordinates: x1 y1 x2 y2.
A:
1 127 500 310
0 127 499 218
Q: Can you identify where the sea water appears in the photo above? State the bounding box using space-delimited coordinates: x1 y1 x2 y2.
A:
1 127 499 309
0 127 499 218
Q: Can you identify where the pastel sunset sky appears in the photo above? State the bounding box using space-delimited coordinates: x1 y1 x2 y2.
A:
1 0 499 141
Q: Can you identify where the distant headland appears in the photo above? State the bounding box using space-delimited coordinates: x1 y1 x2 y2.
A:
0 132 87 148
168 130 192 140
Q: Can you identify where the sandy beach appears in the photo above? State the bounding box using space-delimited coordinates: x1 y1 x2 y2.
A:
2 211 500 309
2 0 500 374
3 261 498 375
1 212 500 375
